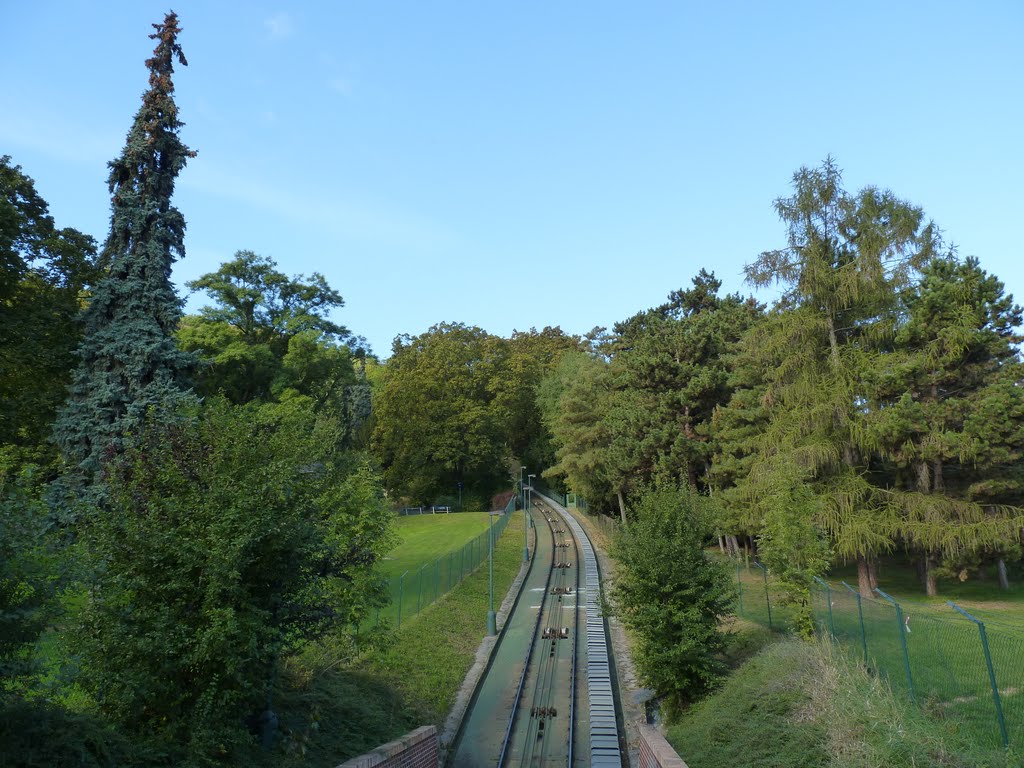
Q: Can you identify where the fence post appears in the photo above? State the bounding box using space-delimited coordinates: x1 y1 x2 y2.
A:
753 561 773 630
841 581 868 666
397 570 408 630
416 564 424 614
813 576 835 639
875 588 915 704
948 601 1009 749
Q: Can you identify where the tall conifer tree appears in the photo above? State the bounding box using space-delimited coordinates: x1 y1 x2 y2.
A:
744 158 939 599
54 13 196 481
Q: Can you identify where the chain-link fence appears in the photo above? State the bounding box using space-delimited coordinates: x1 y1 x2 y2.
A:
734 561 1024 750
363 508 513 631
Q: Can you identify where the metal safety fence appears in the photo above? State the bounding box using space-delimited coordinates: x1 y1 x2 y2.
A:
734 562 1024 750
363 505 513 632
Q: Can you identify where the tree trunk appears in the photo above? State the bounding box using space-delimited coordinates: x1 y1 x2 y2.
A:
687 461 699 490
998 558 1010 590
925 553 938 597
856 555 872 598
915 557 927 590
717 535 726 555
728 534 741 559
868 557 879 590
616 489 627 528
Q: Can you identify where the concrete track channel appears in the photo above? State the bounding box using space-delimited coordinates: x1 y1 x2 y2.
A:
449 497 623 767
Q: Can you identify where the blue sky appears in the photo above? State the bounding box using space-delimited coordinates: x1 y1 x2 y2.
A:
3 2 1022 356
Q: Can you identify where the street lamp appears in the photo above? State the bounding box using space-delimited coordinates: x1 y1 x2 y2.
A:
527 475 536 543
487 510 497 635
520 466 529 562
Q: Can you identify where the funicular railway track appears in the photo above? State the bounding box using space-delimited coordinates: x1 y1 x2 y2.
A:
495 497 623 768
448 495 622 767
498 503 580 766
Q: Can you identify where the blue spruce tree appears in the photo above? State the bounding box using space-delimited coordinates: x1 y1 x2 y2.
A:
55 12 196 483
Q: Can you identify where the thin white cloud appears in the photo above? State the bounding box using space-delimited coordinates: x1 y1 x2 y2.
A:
263 12 294 39
180 161 460 254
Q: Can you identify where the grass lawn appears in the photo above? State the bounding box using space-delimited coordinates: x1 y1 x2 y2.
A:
826 556 1024 630
366 509 526 724
381 512 494 579
245 510 527 767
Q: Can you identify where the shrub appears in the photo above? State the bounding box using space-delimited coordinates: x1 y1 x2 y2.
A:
70 398 392 764
611 483 735 715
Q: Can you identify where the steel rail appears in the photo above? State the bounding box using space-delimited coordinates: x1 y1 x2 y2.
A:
545 496 623 767
519 509 568 765
497 509 558 767
567 504 580 767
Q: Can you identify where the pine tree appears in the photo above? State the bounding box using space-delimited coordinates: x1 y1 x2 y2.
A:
54 13 196 482
867 256 1024 594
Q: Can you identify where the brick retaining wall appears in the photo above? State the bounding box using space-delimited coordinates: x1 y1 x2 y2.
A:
335 725 438 768
637 723 689 768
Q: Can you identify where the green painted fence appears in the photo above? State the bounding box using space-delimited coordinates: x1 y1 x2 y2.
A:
363 509 513 632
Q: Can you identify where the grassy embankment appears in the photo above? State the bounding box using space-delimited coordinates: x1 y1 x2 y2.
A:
257 509 526 766
736 555 1024 749
666 619 1017 768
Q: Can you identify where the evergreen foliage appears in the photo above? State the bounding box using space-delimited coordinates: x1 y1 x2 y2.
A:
537 349 619 511
867 255 1024 592
53 13 197 482
739 158 941 597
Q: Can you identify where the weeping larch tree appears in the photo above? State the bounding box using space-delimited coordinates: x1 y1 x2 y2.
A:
54 12 196 486
741 157 940 600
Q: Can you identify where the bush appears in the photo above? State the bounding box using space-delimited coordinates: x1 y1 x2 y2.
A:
0 461 57 680
69 398 392 764
611 483 735 715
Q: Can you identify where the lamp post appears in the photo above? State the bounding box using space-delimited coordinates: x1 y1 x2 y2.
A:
527 474 536 523
521 466 529 562
487 510 497 635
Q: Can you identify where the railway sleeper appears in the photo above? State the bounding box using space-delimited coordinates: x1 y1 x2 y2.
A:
550 586 573 595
